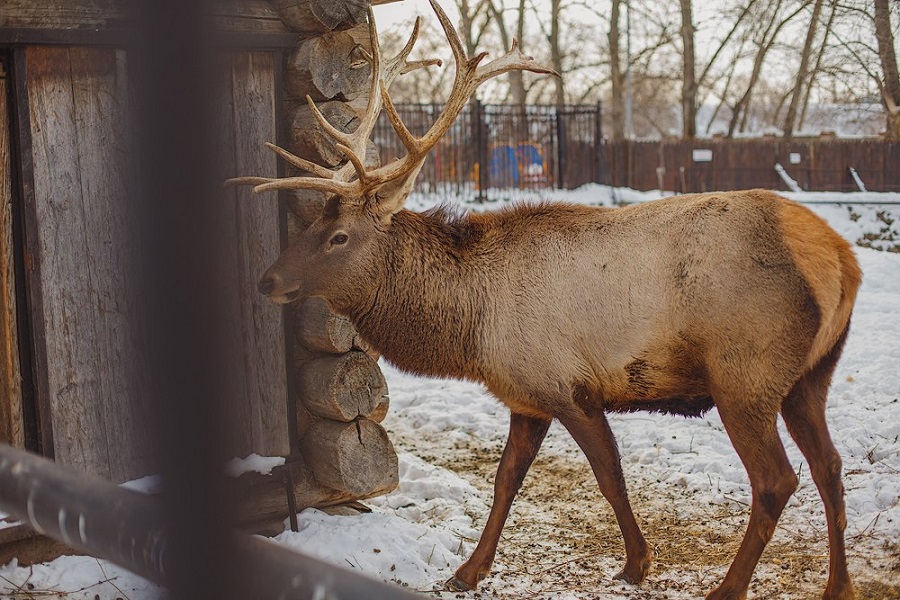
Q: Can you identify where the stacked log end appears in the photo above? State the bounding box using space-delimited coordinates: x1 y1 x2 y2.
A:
239 0 397 530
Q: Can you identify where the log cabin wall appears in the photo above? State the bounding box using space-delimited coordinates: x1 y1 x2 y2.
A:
274 0 400 513
0 0 401 524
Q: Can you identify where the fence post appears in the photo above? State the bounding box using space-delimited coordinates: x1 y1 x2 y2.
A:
594 101 604 184
474 99 487 202
556 106 567 189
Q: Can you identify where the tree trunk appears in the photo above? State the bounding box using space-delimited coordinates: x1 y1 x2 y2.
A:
727 0 804 137
874 0 900 140
783 0 823 138
608 0 625 141
799 0 837 131
549 0 565 106
488 0 527 105
680 0 697 139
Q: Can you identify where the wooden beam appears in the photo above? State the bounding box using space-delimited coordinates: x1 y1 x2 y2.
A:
0 60 25 450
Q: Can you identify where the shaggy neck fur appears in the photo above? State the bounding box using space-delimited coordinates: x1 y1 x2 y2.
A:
345 208 490 381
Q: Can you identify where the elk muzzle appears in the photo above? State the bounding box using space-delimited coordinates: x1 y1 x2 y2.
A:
257 272 300 304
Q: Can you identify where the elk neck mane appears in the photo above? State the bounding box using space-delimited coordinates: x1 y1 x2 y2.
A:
347 201 590 381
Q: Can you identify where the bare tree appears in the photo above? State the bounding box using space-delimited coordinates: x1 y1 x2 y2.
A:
548 0 565 105
608 0 626 140
874 0 900 139
798 0 837 130
726 0 805 137
455 0 493 56
487 0 528 105
783 0 824 138
680 0 697 138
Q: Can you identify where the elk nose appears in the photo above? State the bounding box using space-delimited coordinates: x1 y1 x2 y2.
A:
257 277 276 296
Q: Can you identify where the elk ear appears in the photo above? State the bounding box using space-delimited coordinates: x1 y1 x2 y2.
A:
369 160 424 225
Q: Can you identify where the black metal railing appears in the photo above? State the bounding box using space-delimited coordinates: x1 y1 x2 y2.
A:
373 102 603 201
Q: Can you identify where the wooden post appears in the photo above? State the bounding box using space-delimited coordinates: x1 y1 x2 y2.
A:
0 61 24 449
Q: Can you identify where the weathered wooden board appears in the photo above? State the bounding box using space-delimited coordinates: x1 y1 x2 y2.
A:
20 46 291 480
0 60 25 449
23 46 152 481
216 51 290 457
0 0 291 33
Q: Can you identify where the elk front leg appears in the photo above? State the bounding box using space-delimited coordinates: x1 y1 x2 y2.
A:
557 410 652 584
447 411 551 591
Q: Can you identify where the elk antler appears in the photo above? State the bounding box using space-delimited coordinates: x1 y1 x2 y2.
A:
227 0 557 203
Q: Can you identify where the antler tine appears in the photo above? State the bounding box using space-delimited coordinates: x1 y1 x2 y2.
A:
384 17 443 85
265 143 336 179
252 176 358 196
225 176 277 187
305 95 354 148
335 143 372 185
474 38 560 86
379 79 421 154
428 0 467 70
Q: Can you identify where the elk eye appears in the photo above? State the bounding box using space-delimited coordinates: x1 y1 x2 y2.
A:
330 233 349 246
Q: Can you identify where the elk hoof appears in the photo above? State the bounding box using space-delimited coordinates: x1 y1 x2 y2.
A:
445 575 475 592
705 587 747 600
613 558 651 585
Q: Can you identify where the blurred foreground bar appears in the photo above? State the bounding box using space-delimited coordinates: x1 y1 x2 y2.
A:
0 443 427 599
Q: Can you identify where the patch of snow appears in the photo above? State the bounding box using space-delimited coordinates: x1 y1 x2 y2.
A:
223 454 285 478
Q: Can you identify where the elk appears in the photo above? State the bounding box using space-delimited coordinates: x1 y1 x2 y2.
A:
229 2 861 598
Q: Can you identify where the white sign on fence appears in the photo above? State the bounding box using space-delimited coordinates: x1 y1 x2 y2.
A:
789 152 802 164
692 149 713 162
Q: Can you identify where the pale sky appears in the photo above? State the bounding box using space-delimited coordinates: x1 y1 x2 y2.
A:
373 0 442 29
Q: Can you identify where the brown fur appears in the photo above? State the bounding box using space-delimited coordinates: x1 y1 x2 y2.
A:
259 189 860 599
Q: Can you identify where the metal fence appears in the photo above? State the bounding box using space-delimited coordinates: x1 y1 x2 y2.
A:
375 103 900 199
373 102 602 201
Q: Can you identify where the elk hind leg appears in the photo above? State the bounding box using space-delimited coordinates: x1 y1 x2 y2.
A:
781 332 855 599
557 408 652 584
706 397 798 600
447 411 551 591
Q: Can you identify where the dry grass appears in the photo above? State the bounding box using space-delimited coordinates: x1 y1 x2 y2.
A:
398 433 900 599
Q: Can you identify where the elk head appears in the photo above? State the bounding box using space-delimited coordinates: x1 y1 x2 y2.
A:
227 0 556 306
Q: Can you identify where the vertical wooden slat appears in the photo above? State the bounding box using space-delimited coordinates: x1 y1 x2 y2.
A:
0 58 25 449
25 46 111 478
227 51 290 456
24 46 153 481
69 47 151 482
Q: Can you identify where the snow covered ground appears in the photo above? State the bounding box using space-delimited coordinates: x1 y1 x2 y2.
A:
1 186 897 599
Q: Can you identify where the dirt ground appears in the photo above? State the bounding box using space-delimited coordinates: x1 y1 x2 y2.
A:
389 427 900 600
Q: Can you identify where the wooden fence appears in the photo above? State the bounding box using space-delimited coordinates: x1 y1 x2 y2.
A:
377 103 898 197
603 139 900 194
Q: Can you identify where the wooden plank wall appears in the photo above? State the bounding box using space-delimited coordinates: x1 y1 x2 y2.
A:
215 50 290 457
0 58 25 449
18 46 289 481
22 46 150 481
